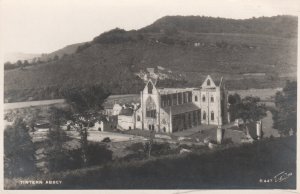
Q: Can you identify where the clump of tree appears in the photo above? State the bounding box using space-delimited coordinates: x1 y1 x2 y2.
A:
4 118 36 178
92 28 134 44
4 59 42 71
76 42 92 53
228 94 267 135
21 108 42 132
272 80 297 135
163 26 179 36
44 106 112 172
46 107 71 171
228 93 242 122
125 140 174 161
85 143 113 166
216 41 229 48
142 15 297 38
62 85 110 166
158 36 176 45
237 96 267 124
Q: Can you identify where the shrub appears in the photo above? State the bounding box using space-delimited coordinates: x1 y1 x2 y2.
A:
121 152 146 161
4 118 36 178
126 142 145 152
148 142 173 156
47 143 112 172
86 143 113 166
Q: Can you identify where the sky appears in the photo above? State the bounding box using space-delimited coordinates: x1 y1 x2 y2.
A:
1 0 299 54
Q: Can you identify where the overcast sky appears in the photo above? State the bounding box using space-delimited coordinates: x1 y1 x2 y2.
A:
1 0 299 54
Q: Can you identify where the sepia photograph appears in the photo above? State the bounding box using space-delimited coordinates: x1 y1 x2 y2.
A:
1 0 298 191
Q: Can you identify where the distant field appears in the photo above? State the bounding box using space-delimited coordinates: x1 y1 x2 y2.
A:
229 88 282 101
4 94 140 111
4 99 65 110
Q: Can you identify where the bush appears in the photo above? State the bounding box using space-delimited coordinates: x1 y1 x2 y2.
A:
47 149 83 172
4 136 296 189
4 118 36 178
86 143 113 166
121 152 146 161
126 142 145 152
47 143 112 172
152 142 171 154
126 142 176 157
147 142 174 156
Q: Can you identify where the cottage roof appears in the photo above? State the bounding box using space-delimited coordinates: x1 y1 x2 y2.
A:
119 108 134 116
103 94 140 109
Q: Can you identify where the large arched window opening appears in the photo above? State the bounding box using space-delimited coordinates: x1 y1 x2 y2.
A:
203 111 206 120
211 111 214 121
211 96 214 103
202 95 206 102
148 82 153 94
146 97 156 118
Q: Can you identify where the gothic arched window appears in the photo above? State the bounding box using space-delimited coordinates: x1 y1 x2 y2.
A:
203 111 206 120
207 79 211 86
211 111 214 121
146 97 156 118
211 96 214 102
202 95 206 102
148 82 153 94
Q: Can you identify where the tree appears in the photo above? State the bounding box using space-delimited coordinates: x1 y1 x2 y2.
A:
23 108 41 132
53 55 59 61
62 53 68 59
37 58 43 64
4 118 36 178
272 81 297 135
16 60 24 69
4 61 14 70
46 107 71 171
47 106 70 145
62 85 110 166
23 60 29 67
31 57 37 65
235 96 267 134
144 130 155 158
228 93 242 122
163 26 178 36
47 57 53 63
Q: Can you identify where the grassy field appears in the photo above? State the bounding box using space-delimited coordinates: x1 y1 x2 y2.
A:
5 136 296 189
229 88 282 101
4 20 297 102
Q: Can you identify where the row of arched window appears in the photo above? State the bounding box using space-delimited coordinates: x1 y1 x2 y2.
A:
202 111 214 121
194 95 214 102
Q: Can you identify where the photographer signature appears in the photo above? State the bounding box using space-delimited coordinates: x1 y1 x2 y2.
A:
274 171 293 182
259 171 293 183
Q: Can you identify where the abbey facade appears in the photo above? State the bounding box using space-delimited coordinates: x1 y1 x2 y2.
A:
135 75 228 133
